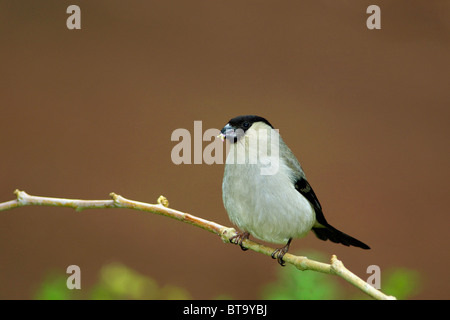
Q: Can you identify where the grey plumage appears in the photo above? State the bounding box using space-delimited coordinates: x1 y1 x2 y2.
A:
220 115 369 265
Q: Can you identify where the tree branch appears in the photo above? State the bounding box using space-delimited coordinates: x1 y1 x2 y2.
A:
1 189 395 300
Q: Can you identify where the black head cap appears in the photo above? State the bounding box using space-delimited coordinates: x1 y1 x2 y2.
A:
227 115 273 132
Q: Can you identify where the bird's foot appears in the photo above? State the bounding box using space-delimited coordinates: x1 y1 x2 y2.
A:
271 239 292 266
230 231 250 251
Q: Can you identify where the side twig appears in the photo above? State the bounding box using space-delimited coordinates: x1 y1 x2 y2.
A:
0 189 396 300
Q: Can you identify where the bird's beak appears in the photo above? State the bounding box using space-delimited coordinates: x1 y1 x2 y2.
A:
217 123 233 142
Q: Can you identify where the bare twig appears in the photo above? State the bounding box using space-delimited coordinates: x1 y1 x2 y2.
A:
0 189 395 300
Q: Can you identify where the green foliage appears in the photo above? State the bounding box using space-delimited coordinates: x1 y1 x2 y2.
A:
34 251 422 300
381 268 421 300
90 263 191 299
261 251 341 300
261 250 422 300
34 263 191 300
35 273 73 300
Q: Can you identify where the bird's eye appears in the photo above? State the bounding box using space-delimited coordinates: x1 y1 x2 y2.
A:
243 121 250 128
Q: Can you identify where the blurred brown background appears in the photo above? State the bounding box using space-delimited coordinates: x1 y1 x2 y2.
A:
0 1 449 299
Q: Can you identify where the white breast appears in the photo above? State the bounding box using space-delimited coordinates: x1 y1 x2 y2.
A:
222 127 316 244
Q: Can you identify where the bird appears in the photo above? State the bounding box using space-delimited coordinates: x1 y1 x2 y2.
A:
218 115 370 266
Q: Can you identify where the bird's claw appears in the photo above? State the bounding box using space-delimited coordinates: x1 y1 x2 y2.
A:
271 248 287 266
271 239 292 266
230 231 250 251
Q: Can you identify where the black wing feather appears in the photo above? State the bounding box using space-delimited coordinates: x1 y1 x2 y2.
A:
294 177 328 226
294 177 370 250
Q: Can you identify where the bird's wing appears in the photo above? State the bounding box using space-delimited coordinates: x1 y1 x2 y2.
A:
294 177 328 226
295 177 370 249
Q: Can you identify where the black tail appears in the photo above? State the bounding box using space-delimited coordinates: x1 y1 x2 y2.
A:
312 224 370 250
